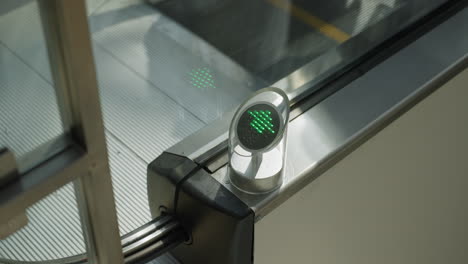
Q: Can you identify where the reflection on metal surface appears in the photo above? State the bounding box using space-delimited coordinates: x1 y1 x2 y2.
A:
188 67 217 90
274 47 344 96
212 7 468 220
90 0 259 124
167 0 450 163
266 0 351 43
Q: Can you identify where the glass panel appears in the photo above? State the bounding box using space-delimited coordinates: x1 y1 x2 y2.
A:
0 183 86 261
0 0 69 172
84 0 449 237
150 0 450 99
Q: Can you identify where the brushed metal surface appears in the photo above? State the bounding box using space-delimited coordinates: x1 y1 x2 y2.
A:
165 0 449 163
94 44 205 163
254 67 468 264
0 133 179 263
89 0 260 124
0 182 85 261
212 6 468 220
106 133 152 235
0 43 63 169
0 0 53 86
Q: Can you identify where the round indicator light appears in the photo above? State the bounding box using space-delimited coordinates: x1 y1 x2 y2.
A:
237 104 280 150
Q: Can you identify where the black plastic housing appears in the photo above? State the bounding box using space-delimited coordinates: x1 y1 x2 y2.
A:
148 153 254 264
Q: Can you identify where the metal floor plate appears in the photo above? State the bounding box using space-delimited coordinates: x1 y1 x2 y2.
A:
0 132 179 263
0 43 63 166
94 43 205 163
0 2 63 166
0 0 210 262
90 0 259 124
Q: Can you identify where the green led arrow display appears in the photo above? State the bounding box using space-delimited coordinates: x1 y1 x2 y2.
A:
188 67 216 90
248 110 275 134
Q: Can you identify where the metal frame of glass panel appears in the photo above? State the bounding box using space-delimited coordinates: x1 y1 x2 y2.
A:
0 1 123 263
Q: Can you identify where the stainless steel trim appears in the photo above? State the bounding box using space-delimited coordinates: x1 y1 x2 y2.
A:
123 221 180 256
121 215 173 247
167 110 233 163
166 0 463 166
212 6 468 220
39 1 124 263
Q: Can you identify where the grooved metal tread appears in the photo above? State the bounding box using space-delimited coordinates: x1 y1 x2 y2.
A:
0 0 212 262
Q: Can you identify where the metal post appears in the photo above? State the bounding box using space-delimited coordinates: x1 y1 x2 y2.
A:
38 1 124 263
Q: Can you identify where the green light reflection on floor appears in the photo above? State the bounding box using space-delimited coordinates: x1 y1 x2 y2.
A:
188 67 217 90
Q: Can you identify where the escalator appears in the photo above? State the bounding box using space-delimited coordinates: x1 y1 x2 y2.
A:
1 0 467 263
